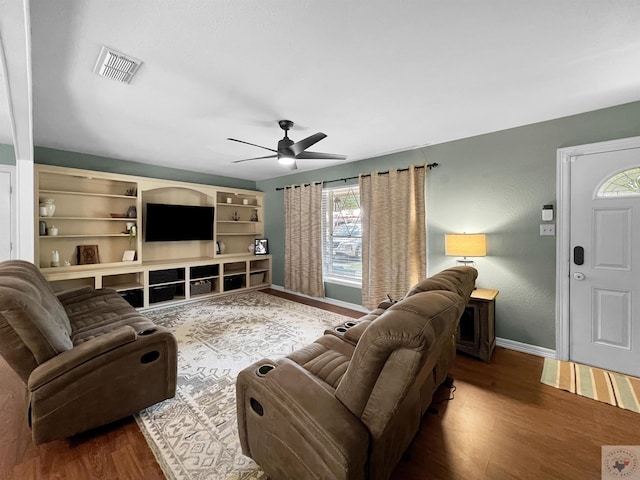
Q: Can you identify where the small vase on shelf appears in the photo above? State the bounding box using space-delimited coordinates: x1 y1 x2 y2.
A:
250 210 259 222
39 198 55 217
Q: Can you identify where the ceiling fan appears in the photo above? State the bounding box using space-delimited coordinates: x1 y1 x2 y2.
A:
228 120 347 170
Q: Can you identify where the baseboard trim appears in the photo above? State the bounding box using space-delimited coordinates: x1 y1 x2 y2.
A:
269 284 369 313
496 337 556 358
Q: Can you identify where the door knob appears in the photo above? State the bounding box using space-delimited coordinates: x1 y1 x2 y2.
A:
573 272 585 281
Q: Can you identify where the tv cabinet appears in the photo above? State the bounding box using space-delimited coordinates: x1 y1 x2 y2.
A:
34 165 271 309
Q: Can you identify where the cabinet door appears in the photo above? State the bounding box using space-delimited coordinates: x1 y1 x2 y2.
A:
457 304 480 350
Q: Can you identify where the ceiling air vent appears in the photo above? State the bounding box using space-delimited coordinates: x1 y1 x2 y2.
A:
93 46 142 84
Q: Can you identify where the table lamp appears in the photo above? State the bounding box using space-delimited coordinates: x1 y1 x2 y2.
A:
445 233 487 265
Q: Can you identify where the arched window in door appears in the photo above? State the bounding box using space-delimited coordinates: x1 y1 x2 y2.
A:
596 167 640 197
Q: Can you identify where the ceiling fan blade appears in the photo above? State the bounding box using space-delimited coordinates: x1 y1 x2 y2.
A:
227 138 278 153
289 132 327 156
232 154 278 164
295 151 347 160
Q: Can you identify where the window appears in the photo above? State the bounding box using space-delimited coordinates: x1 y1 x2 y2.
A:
322 185 362 284
597 167 640 197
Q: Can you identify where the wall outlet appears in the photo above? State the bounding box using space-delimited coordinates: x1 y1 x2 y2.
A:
540 224 555 236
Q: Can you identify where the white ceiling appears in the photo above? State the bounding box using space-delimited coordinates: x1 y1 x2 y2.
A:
5 1 640 180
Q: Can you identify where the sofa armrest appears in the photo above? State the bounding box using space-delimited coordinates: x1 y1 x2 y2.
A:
343 321 370 344
28 325 138 390
237 357 369 480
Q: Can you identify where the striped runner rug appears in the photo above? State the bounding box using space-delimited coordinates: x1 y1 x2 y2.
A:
541 358 640 413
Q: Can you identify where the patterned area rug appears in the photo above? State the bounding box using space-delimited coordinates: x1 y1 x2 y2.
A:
541 358 640 413
135 291 352 480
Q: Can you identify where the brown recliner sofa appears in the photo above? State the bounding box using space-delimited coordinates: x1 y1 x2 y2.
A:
0 259 177 445
236 266 477 480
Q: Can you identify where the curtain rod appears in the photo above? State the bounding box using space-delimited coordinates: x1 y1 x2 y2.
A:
274 162 439 191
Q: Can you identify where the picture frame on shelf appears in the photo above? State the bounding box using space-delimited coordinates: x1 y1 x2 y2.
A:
254 239 269 255
77 245 100 265
216 241 220 254
122 250 136 262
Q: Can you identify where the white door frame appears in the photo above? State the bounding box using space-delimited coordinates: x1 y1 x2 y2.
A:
556 135 640 361
0 164 16 260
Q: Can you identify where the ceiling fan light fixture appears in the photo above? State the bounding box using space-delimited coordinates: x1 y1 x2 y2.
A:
278 155 296 165
229 120 346 169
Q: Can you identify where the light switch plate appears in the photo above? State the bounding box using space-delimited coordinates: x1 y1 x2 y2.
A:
540 224 555 236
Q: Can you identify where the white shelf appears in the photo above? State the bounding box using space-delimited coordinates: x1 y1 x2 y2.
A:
223 269 246 276
39 216 138 221
40 189 136 199
109 282 143 292
250 267 269 273
218 220 260 224
40 234 131 238
149 280 184 287
217 203 261 208
143 256 215 266
216 232 260 236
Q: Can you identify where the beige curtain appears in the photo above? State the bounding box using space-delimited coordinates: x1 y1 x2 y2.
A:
284 182 325 298
359 165 426 309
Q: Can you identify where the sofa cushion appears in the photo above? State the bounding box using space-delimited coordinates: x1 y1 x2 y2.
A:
61 287 158 344
0 277 73 365
0 311 39 382
0 260 72 334
287 335 355 390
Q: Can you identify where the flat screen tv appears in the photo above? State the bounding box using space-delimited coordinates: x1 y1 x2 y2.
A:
145 203 214 242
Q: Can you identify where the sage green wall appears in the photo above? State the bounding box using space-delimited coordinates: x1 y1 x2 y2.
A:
257 100 640 350
0 144 15 165
35 146 256 190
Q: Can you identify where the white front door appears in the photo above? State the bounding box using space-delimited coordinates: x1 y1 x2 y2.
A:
569 147 640 377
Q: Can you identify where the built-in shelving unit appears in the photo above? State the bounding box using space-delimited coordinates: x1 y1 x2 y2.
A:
36 168 141 270
35 165 271 309
215 191 263 256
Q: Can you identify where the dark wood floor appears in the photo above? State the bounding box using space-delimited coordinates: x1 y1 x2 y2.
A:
2 290 639 479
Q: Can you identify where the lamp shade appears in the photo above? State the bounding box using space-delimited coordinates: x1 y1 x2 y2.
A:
445 233 487 257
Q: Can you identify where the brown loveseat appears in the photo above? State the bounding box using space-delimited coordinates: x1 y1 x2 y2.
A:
0 259 177 445
236 266 477 480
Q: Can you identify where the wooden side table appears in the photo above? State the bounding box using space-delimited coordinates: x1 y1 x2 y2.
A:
456 288 499 362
